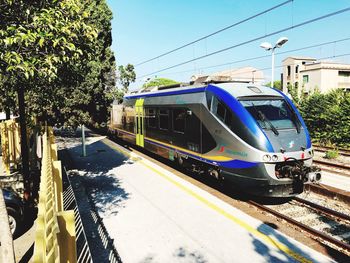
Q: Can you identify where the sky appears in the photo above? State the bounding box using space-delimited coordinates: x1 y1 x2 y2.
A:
106 0 350 91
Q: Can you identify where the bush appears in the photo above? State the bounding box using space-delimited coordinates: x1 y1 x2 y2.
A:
324 150 339 159
299 90 350 147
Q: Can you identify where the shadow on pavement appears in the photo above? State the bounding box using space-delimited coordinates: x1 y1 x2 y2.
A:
57 131 128 262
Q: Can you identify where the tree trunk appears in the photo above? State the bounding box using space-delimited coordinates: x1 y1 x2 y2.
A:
17 86 31 196
0 188 15 263
5 108 10 120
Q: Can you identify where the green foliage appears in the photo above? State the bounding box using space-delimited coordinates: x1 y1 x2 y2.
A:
143 78 179 89
0 0 117 129
0 75 16 116
299 89 350 147
0 0 96 81
106 64 136 103
118 64 136 93
287 83 300 104
324 149 339 159
265 80 282 90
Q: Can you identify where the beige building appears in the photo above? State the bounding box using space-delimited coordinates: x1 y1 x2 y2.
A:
282 56 350 95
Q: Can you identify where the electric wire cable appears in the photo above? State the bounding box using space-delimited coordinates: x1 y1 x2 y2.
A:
135 0 293 67
140 37 350 78
137 53 350 84
138 7 350 79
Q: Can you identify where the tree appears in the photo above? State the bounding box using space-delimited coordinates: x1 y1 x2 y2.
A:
299 89 349 146
143 78 179 89
0 75 16 119
1 0 117 128
0 0 98 193
118 64 136 93
42 0 117 128
111 64 136 103
265 80 282 90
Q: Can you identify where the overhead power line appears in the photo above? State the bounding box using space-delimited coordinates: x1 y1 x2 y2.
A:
138 7 350 79
197 53 350 80
146 53 350 83
144 37 350 78
135 0 293 67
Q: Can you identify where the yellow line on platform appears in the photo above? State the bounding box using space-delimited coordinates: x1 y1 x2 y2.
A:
106 139 312 263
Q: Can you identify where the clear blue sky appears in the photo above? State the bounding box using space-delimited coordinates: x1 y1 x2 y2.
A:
106 0 350 90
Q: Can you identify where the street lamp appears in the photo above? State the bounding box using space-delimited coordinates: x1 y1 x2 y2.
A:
260 37 288 88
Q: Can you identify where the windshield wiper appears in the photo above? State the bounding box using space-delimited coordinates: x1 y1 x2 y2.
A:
258 110 279 136
249 102 279 136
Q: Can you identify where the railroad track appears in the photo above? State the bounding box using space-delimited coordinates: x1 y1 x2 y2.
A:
313 159 350 177
313 145 350 157
250 197 350 255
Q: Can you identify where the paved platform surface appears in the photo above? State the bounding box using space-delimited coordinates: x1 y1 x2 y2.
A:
63 132 335 263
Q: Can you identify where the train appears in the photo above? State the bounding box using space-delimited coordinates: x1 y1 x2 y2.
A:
109 81 321 197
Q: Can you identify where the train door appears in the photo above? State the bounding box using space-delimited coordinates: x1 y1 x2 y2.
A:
135 98 144 147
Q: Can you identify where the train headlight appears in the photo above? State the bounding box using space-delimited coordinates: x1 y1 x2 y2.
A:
272 155 278 161
263 154 271 162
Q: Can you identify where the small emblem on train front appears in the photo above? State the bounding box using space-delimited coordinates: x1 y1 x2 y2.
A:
288 140 295 148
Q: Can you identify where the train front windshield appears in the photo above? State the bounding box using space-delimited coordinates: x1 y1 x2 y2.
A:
240 98 300 132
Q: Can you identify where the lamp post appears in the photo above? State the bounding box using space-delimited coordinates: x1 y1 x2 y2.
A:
260 37 288 88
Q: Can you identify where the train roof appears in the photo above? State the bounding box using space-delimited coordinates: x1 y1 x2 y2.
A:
213 82 284 99
122 82 284 101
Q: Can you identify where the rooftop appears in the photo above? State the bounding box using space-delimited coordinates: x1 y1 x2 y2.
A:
282 56 316 62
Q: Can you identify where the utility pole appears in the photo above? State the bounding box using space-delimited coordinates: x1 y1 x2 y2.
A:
260 37 288 89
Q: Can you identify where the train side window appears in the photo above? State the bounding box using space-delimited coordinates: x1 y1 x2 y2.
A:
159 109 169 130
224 110 233 130
216 101 226 121
173 108 186 133
206 93 213 110
210 95 229 123
147 108 157 128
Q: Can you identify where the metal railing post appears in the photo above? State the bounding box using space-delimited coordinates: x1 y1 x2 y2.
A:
81 125 86 157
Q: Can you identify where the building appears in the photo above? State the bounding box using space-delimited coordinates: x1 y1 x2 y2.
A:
191 67 264 84
282 56 350 96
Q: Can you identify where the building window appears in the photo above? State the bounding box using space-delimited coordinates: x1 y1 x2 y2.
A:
147 108 156 128
173 108 186 133
287 66 291 76
159 109 169 130
295 82 299 89
295 65 299 73
303 75 309 84
339 71 350 77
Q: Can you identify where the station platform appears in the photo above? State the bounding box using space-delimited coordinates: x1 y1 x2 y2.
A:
61 131 337 263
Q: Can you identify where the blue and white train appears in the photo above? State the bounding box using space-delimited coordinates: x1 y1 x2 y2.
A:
109 82 321 197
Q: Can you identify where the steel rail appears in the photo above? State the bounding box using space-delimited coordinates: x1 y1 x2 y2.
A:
249 200 350 253
294 197 350 222
313 165 350 178
313 145 350 157
314 159 350 171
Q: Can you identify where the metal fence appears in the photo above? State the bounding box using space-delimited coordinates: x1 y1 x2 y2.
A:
33 127 77 262
0 120 21 174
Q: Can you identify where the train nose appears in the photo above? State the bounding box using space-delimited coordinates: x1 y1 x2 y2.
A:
306 171 322 183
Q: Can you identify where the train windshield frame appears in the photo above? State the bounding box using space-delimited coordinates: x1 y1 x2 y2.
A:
239 97 301 131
